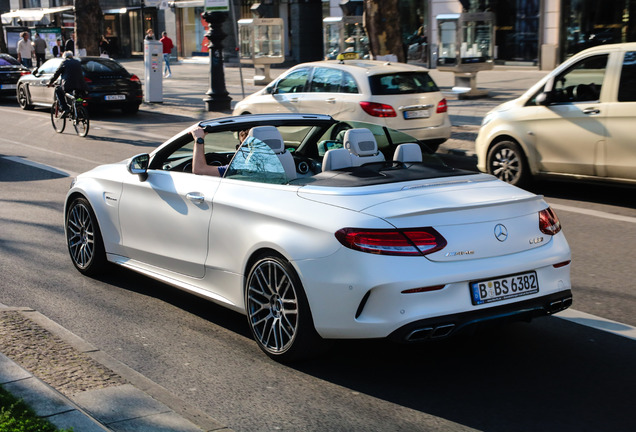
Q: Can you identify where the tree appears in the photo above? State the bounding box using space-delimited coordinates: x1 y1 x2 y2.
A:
363 0 405 62
75 0 104 56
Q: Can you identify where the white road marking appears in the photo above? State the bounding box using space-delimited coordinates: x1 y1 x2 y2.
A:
551 203 636 224
0 137 101 165
556 308 636 341
1 155 78 177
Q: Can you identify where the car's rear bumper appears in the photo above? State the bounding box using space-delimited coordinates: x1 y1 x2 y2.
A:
388 289 573 342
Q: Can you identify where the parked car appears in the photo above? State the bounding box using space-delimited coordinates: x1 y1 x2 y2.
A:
17 56 142 113
233 58 451 152
0 54 30 96
65 113 572 362
476 43 636 187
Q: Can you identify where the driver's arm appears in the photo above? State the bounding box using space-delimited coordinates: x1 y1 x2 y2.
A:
190 126 223 176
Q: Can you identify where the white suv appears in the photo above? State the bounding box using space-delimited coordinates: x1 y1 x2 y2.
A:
233 59 451 152
476 43 636 187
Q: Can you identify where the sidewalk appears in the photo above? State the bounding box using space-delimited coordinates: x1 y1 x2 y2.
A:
0 59 548 432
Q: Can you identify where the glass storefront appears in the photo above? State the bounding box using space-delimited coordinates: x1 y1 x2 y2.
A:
562 0 636 59
176 7 208 56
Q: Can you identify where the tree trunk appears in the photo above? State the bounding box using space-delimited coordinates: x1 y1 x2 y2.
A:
363 0 405 63
75 0 104 56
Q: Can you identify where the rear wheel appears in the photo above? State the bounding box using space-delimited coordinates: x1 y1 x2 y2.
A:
65 197 107 276
51 100 66 133
73 106 90 137
245 254 325 362
486 140 530 187
17 84 33 110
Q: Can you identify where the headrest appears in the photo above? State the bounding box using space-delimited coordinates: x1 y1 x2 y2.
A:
344 129 378 157
249 126 285 154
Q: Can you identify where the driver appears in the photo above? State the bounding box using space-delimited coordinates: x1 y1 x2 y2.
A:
190 126 248 176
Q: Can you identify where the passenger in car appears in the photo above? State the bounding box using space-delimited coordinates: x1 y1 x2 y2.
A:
190 126 247 176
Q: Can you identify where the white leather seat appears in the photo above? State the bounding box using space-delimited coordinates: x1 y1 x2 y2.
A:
249 126 297 180
393 143 423 163
322 148 352 171
343 128 385 166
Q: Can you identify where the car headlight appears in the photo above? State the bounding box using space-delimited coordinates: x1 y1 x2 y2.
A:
481 112 496 127
69 177 77 189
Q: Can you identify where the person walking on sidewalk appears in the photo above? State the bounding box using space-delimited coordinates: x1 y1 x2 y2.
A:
160 31 174 78
16 32 34 68
33 33 47 68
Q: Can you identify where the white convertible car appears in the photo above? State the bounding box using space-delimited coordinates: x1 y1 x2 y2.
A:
65 114 572 362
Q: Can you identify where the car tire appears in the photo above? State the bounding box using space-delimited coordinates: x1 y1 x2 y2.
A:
486 140 530 187
245 253 325 362
17 84 33 110
65 197 107 276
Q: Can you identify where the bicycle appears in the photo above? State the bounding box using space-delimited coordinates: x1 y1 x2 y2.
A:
51 89 90 137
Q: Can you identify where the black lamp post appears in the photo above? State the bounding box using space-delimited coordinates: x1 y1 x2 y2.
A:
201 11 232 111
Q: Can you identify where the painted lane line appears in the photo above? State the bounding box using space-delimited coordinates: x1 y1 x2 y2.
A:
550 203 636 224
556 308 636 341
0 137 102 165
1 156 78 178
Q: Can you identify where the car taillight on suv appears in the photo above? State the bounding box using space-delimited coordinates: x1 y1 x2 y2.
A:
436 98 448 113
359 101 397 117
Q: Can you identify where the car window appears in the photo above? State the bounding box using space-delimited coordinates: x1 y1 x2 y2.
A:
0 55 20 66
309 67 344 92
369 72 439 95
39 59 63 74
275 68 309 94
618 51 636 102
551 54 607 103
341 71 359 93
225 137 287 184
83 59 127 73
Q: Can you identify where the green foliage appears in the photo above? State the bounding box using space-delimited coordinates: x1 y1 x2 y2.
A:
0 386 73 432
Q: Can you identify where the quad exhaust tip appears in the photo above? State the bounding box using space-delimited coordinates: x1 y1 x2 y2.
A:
406 323 455 342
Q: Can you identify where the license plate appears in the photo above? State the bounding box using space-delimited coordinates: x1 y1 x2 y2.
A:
105 94 126 101
470 271 539 305
1 84 17 90
403 109 429 119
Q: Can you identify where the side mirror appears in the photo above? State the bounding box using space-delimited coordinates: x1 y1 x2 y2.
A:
536 92 552 106
127 153 149 181
266 85 276 95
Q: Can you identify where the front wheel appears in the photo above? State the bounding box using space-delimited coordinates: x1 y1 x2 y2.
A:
245 254 325 362
17 85 33 110
51 100 66 133
73 105 90 137
65 197 107 276
486 140 530 187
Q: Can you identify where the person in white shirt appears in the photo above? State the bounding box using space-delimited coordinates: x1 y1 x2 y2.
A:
17 32 34 68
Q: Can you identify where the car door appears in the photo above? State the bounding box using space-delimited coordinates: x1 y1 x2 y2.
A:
300 67 346 115
603 50 636 180
530 53 609 176
118 145 220 279
269 67 311 113
30 59 61 103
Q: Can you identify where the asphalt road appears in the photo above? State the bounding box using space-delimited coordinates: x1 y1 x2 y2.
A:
1 101 635 432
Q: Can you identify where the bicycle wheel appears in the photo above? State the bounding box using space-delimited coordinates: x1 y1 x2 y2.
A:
51 100 66 133
73 105 90 137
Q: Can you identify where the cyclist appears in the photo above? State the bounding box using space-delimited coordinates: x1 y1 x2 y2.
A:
47 51 88 117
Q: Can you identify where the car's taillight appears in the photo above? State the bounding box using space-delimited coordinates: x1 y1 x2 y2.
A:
436 98 448 113
84 76 92 83
359 101 397 117
539 207 562 235
335 228 446 256
130 74 140 82
20 71 31 76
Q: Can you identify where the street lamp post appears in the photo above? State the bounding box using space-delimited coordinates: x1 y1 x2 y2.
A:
201 11 232 111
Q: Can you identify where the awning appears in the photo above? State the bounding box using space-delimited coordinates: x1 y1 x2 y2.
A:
1 6 74 24
170 1 205 8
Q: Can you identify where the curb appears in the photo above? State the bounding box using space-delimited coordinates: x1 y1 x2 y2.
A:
0 305 233 432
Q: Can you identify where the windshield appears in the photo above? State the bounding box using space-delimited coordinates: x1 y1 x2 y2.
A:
0 55 20 67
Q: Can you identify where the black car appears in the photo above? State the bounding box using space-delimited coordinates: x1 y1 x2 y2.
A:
17 56 143 114
0 54 31 96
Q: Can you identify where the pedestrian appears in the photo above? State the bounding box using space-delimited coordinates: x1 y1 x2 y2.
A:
52 38 63 57
99 35 110 57
160 31 174 78
16 32 34 69
33 33 47 67
65 32 75 54
145 29 155 40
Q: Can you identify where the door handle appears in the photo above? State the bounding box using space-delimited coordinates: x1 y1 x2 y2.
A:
326 98 336 104
186 193 205 204
583 107 600 115
289 97 299 103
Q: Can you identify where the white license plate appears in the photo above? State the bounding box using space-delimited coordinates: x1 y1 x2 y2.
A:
470 271 539 305
105 94 126 101
403 109 430 119
1 84 17 90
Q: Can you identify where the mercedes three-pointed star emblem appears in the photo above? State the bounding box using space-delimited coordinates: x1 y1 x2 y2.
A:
494 224 508 242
